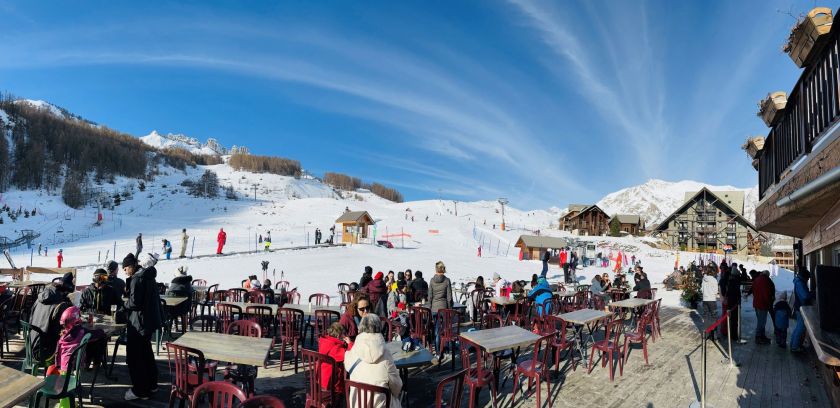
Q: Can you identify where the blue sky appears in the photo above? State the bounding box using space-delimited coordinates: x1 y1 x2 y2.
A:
0 0 815 209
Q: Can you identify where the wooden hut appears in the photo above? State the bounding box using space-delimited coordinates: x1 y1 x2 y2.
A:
335 211 375 244
515 235 569 261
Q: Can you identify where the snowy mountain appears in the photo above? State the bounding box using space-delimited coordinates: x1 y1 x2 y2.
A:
596 179 759 227
13 99 98 126
140 131 248 156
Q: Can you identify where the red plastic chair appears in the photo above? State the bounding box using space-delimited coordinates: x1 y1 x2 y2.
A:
309 293 331 306
652 299 663 339
507 298 531 329
312 310 341 343
216 303 242 334
339 290 356 305
225 321 262 396
459 337 498 408
345 380 390 408
623 308 653 366
275 281 290 291
636 289 652 299
191 380 248 407
228 288 248 302
167 342 207 407
409 306 433 348
337 283 351 293
192 279 208 287
590 295 606 311
510 334 553 408
588 316 624 381
386 318 404 342
240 395 287 408
437 309 461 371
302 349 337 408
277 308 304 373
246 306 277 342
247 291 267 304
546 315 578 372
435 369 466 408
286 290 301 305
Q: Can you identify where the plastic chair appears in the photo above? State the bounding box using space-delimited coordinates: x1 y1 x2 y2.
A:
306 309 340 346
246 305 276 342
228 288 248 302
588 317 624 381
309 293 331 306
32 333 92 408
413 290 428 303
302 349 337 408
20 320 49 376
623 308 653 366
546 315 578 372
193 279 208 287
277 308 304 373
469 289 485 325
191 380 248 408
0 298 10 359
345 380 390 408
386 319 404 342
216 303 242 334
275 281 290 291
435 369 466 408
224 321 262 396
286 290 301 305
636 289 652 299
166 342 207 407
437 309 461 371
510 334 553 408
247 292 267 304
240 395 287 408
459 337 498 408
409 306 433 348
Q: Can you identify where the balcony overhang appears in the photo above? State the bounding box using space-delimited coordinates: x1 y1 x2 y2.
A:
756 130 840 238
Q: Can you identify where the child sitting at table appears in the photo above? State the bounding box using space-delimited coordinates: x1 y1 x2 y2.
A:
319 322 353 394
47 306 86 376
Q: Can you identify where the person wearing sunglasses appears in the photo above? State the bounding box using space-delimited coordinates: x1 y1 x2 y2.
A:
340 293 370 341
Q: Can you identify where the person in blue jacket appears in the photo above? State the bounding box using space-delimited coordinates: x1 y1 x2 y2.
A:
528 276 553 316
790 267 811 352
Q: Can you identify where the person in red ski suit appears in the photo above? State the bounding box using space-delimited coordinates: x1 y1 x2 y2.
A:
57 249 64 268
216 229 227 255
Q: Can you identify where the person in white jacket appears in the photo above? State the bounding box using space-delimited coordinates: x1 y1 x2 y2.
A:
491 272 509 297
701 268 719 338
344 314 402 408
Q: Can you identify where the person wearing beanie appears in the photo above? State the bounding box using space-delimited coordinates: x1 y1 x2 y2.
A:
106 260 126 297
365 271 387 316
491 272 509 297
165 266 193 332
123 252 162 400
80 268 122 315
29 275 73 363
773 291 792 348
527 276 553 316
359 266 374 289
408 270 428 302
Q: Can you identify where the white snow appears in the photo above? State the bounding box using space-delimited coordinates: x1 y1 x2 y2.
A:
140 131 220 156
597 179 758 226
1 162 787 311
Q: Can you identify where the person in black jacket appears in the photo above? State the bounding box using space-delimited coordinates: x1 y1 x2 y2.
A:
359 266 373 289
408 271 429 302
123 252 162 401
106 260 126 297
29 274 74 362
165 266 193 329
80 269 123 315
725 263 743 341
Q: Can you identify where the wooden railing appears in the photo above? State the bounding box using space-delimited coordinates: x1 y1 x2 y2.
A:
759 18 840 199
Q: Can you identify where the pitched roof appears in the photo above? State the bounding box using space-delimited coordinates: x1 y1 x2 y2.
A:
682 190 745 215
515 235 569 249
569 204 609 219
612 214 641 224
567 204 590 213
335 211 374 224
653 188 756 232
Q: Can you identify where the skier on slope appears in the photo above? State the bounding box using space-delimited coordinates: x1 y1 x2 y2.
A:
216 228 227 255
180 229 189 258
57 249 64 268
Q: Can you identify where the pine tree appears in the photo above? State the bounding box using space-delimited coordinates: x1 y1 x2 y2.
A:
609 217 621 237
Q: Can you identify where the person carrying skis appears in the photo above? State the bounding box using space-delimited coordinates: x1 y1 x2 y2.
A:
216 228 227 255
180 229 189 258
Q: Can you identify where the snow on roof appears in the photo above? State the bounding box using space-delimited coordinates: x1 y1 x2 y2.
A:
336 211 374 224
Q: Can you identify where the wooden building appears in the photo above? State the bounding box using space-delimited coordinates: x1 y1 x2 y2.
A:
335 211 374 244
610 214 645 235
751 9 840 404
651 188 762 255
559 204 610 236
515 235 569 261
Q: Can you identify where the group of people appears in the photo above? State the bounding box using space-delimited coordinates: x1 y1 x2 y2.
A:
698 260 808 352
134 228 225 260
324 262 456 407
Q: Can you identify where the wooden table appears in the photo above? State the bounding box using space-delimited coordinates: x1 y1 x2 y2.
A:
460 325 541 354
555 291 577 298
386 341 434 408
801 306 840 366
610 298 655 309
82 314 126 336
488 297 518 306
161 296 188 307
282 303 341 317
5 281 49 289
219 302 279 313
172 332 273 366
0 365 45 408
558 308 612 368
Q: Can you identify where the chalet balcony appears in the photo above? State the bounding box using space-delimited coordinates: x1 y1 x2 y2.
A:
755 11 840 251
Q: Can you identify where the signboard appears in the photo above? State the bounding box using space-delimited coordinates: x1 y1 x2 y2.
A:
723 244 733 252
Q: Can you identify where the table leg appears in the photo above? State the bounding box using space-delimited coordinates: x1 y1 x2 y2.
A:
400 367 409 408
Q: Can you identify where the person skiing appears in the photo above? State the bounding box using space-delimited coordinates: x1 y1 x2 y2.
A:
57 249 63 268
161 239 172 260
135 233 143 258
477 245 482 257
180 229 189 258
38 243 42 256
264 231 271 251
216 228 227 255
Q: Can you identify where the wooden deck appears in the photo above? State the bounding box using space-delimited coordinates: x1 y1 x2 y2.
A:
1 301 831 407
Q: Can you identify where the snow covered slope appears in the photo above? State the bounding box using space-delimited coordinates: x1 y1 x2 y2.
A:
596 179 758 226
13 99 98 126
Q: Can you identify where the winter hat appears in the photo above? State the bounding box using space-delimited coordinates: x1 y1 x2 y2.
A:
778 291 788 302
121 253 137 268
92 268 108 283
365 266 373 275
60 272 75 291
60 306 82 329
106 261 119 274
762 270 770 275
493 272 501 281
138 252 159 269
374 271 384 280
